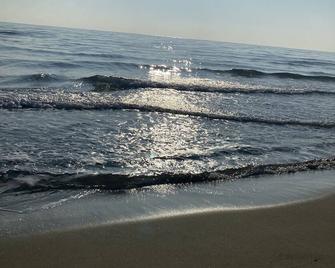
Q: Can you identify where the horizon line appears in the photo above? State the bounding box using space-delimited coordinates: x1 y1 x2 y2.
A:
1 19 334 54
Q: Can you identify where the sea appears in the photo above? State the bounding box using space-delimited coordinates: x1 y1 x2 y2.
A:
1 21 335 236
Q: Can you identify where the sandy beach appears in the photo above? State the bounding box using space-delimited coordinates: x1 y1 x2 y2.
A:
0 193 334 268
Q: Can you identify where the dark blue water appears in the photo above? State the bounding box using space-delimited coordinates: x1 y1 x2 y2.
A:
1 21 335 202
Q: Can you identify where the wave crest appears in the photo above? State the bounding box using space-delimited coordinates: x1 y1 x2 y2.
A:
80 75 335 96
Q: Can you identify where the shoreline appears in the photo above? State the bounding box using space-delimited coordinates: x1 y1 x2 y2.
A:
1 193 335 267
2 169 335 239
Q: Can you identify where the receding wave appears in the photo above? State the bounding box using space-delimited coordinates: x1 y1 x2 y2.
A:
80 75 335 95
1 91 334 128
202 68 335 82
2 157 335 193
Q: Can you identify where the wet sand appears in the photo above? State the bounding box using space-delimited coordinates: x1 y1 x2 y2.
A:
1 194 335 268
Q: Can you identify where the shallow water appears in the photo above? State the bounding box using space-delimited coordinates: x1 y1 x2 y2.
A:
0 21 335 213
1 170 335 237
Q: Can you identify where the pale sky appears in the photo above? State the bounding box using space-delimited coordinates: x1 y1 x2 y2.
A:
0 0 334 52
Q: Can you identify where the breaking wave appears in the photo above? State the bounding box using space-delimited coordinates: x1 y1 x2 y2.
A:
2 157 335 193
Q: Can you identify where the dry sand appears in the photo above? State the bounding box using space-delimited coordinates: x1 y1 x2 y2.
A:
1 194 335 268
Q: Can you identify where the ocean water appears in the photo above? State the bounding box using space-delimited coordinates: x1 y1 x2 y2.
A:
1 22 335 219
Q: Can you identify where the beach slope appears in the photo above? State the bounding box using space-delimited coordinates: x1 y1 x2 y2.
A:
1 194 335 268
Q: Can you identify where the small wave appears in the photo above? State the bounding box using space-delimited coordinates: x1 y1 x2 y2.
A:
1 91 334 128
0 30 22 36
80 75 335 95
80 75 160 90
20 73 64 82
202 68 335 82
2 157 335 193
1 73 66 83
0 73 66 86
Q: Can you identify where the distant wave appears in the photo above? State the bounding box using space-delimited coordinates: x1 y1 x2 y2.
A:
201 68 335 82
80 75 335 95
286 59 335 67
2 157 335 193
1 91 334 128
0 43 130 60
0 29 53 38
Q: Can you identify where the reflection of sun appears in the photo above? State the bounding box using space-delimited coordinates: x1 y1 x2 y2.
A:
147 63 253 94
126 113 207 174
147 57 192 82
148 65 181 81
146 115 201 159
116 89 244 174
121 88 204 113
